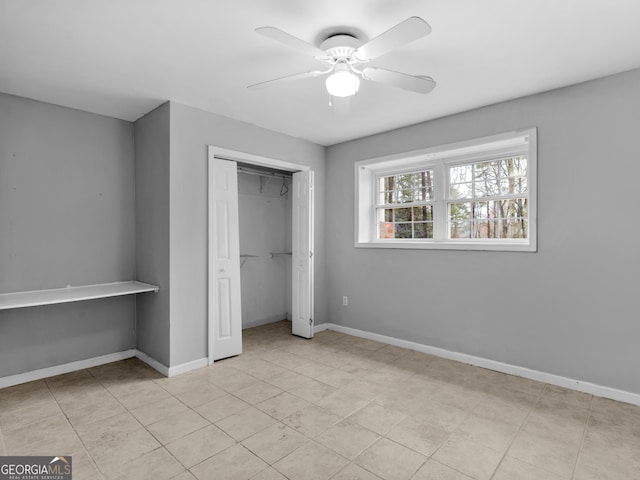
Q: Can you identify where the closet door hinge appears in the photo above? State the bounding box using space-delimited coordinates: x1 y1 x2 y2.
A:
309 318 313 326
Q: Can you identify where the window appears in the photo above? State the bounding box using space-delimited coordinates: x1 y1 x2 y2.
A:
447 156 528 240
376 170 434 239
355 129 537 251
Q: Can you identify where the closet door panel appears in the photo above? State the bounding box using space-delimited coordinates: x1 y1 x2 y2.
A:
208 157 243 361
292 170 314 339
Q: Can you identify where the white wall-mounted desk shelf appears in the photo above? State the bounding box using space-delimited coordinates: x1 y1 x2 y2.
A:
0 281 159 310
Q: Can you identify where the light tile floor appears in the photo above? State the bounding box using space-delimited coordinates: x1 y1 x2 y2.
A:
1 320 639 479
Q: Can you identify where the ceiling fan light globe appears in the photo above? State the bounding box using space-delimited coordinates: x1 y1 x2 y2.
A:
326 70 360 97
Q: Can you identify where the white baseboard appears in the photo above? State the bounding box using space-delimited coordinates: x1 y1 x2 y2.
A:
134 350 169 377
0 350 212 389
0 350 137 389
243 316 289 330
323 323 640 407
314 323 329 334
167 357 209 377
134 351 208 377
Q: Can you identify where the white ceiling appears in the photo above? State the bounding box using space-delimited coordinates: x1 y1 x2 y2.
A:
2 0 640 146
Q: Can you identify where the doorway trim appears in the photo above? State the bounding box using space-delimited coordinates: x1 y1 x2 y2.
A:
207 145 313 364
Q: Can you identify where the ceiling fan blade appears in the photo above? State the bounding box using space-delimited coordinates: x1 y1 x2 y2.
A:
256 26 328 58
363 67 436 94
247 70 324 90
355 17 432 61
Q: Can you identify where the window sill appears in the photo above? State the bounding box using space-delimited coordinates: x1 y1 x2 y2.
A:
355 240 536 252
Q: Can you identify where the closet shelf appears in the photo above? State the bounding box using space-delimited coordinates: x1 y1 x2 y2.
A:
0 281 159 310
270 252 292 258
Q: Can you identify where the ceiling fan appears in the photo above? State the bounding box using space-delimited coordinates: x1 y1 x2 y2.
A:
248 17 436 98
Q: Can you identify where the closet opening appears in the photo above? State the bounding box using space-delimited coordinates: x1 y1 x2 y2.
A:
236 162 293 330
207 146 314 363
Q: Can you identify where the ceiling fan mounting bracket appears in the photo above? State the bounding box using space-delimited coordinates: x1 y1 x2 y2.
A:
319 34 362 60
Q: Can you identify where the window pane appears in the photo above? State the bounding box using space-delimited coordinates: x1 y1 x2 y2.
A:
450 159 532 199
377 170 434 206
500 177 527 195
379 222 394 239
450 220 471 238
449 159 530 199
417 171 434 201
472 202 490 220
378 190 394 204
420 186 431 201
397 188 415 204
473 162 495 179
396 173 414 188
448 199 527 239
394 207 412 222
474 176 500 197
379 176 395 192
450 164 472 183
473 219 500 238
450 181 472 199
377 208 394 222
500 198 528 220
499 157 527 178
450 202 471 222
414 222 433 239
501 218 528 238
413 206 433 221
395 223 413 238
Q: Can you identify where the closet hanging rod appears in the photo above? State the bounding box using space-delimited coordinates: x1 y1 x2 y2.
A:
237 166 292 180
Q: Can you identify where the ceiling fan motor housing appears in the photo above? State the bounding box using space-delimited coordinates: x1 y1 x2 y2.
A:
320 34 362 59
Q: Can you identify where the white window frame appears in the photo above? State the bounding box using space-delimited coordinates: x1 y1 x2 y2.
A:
355 128 537 252
375 168 436 241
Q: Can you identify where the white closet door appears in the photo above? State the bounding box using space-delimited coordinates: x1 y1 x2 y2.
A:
208 157 243 362
292 170 314 338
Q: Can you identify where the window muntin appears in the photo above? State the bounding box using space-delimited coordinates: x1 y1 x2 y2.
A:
376 170 434 239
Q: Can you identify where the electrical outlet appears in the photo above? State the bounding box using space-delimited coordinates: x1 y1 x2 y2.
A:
342 296 348 306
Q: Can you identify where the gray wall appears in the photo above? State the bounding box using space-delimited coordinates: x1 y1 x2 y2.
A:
326 69 640 394
134 102 171 366
168 102 326 367
0 93 136 377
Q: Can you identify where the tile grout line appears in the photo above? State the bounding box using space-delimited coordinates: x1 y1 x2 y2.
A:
165 350 309 478
570 394 595 480
154 347 296 476
44 373 107 480
0 423 6 456
83 363 207 479
136 375 235 476
487 382 548 480
408 380 472 471
225 342 366 479
112 366 229 479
